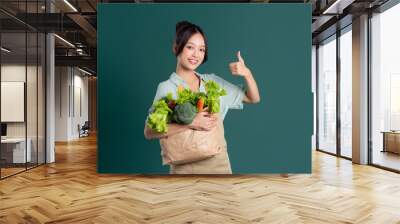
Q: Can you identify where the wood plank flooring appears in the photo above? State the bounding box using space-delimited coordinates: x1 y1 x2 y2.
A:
372 151 400 171
0 134 400 223
1 167 26 178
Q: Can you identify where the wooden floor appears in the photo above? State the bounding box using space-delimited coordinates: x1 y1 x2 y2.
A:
373 150 400 171
1 167 26 178
1 162 46 178
1 135 400 224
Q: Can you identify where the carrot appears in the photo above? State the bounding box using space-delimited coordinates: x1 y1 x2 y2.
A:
197 98 204 112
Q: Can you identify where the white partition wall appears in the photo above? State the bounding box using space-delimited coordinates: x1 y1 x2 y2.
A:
1 82 24 122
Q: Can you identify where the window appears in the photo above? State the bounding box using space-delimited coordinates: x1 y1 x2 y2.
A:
339 27 352 158
318 35 337 154
371 2 400 171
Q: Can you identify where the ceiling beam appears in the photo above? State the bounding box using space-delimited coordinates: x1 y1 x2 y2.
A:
312 0 355 35
55 55 96 69
67 13 97 46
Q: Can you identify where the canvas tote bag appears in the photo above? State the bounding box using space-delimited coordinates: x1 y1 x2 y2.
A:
160 117 226 165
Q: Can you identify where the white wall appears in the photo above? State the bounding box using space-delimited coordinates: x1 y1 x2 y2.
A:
55 66 89 141
1 65 41 137
55 66 70 141
70 71 89 139
1 65 25 81
1 65 28 141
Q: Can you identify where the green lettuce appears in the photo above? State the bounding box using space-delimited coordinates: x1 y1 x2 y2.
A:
147 99 172 133
204 80 227 113
176 88 197 105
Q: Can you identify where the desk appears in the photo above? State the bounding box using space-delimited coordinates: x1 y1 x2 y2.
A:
381 131 400 154
1 138 31 163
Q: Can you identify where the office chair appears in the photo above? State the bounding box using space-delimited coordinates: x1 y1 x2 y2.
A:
78 121 90 138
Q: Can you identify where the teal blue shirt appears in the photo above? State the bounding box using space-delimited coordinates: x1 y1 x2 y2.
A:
148 71 245 121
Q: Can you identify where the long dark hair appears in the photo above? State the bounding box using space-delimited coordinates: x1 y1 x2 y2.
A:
174 21 208 64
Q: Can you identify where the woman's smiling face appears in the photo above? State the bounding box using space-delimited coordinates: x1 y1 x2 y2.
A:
177 33 206 71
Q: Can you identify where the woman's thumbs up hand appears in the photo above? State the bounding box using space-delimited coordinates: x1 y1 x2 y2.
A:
229 51 251 78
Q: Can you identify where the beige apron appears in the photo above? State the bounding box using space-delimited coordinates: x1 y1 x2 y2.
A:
167 120 232 174
169 146 232 174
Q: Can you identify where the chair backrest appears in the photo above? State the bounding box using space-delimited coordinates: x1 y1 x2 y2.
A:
82 121 90 129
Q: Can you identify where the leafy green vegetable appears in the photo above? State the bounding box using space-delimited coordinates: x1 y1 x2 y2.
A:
147 99 172 133
204 80 227 113
176 88 197 105
173 102 197 124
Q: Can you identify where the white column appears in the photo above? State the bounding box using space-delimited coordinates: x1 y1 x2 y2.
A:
46 1 55 163
46 33 55 163
352 14 369 164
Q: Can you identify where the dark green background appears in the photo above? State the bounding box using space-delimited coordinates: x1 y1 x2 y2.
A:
98 3 312 174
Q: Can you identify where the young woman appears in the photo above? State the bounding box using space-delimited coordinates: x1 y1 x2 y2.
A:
144 21 260 174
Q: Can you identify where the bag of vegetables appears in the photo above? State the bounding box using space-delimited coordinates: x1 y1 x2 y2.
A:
160 115 227 165
147 80 226 133
146 80 228 165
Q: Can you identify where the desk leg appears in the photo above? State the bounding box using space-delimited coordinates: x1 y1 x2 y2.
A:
382 133 386 153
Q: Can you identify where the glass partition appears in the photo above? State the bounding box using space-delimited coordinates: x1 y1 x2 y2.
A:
1 30 28 177
339 27 352 158
371 3 400 171
317 35 337 154
0 1 46 179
